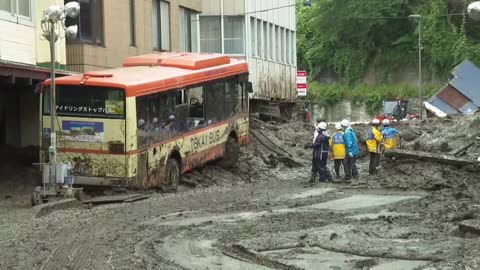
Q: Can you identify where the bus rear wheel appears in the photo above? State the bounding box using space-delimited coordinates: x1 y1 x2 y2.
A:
219 137 240 169
165 158 180 192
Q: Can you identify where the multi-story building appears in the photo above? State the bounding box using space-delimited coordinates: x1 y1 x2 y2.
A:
0 0 70 149
200 0 297 107
65 0 202 72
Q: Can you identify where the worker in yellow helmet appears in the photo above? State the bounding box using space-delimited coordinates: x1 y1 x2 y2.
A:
329 123 346 179
366 118 382 175
381 119 401 150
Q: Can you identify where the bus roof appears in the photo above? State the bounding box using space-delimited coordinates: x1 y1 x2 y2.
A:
46 53 248 97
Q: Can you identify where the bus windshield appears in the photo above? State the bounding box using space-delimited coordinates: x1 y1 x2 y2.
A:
43 85 125 119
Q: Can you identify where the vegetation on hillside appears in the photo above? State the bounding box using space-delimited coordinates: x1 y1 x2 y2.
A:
297 0 480 110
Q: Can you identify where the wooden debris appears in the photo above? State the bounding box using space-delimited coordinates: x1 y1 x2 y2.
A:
451 142 475 157
81 194 150 205
384 149 478 167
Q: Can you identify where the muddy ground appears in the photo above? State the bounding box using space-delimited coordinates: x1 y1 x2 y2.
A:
0 115 479 270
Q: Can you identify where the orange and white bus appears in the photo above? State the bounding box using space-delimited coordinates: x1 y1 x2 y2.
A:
41 53 251 190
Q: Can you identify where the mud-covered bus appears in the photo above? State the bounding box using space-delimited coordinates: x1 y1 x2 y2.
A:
41 53 251 190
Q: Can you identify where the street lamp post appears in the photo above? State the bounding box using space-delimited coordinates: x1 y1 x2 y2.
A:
33 3 80 205
409 14 422 120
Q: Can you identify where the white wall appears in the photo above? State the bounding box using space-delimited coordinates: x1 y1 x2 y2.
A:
245 0 297 102
0 19 36 65
200 0 297 102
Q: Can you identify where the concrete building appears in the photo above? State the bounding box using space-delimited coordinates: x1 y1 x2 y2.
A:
65 0 202 72
200 0 297 106
0 0 70 150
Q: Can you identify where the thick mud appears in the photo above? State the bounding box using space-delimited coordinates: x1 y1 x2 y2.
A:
0 115 479 269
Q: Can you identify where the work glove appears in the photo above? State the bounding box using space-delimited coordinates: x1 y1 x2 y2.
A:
304 143 311 149
348 152 354 157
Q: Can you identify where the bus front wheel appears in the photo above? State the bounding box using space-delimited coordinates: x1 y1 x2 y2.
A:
219 137 240 169
165 158 180 192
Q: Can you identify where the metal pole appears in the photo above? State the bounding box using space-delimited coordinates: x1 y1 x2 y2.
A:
418 18 423 120
49 21 57 183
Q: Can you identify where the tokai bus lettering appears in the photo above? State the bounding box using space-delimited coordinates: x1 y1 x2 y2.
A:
204 68 227 77
191 130 221 151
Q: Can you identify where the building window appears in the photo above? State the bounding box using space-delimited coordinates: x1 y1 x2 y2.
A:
263 22 267 60
281 28 285 63
257 19 262 57
152 0 170 51
275 25 280 62
180 7 199 52
65 0 104 45
250 17 255 56
129 0 135 46
286 30 290 64
290 31 297 66
200 16 221 53
224 16 244 54
1 0 31 19
269 23 274 60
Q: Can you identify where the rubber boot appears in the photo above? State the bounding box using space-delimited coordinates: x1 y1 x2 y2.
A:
309 173 317 184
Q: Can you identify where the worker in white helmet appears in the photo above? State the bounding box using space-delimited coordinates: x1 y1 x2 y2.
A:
381 119 401 150
310 118 324 181
329 123 346 179
309 122 333 183
341 119 359 180
366 118 382 175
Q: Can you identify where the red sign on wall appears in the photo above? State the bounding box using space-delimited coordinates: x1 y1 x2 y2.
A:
297 71 307 97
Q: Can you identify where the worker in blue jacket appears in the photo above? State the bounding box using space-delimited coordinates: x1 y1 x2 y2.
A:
310 122 333 183
341 119 359 180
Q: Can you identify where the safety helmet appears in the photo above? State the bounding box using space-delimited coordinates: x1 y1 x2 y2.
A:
335 123 343 130
372 119 380 125
341 119 350 127
317 122 328 130
382 119 390 125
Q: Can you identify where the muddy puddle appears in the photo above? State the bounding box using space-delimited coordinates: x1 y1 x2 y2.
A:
260 246 429 270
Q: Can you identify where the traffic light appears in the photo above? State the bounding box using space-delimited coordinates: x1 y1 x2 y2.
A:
304 0 311 7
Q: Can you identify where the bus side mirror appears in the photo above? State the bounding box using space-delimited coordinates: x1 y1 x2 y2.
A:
246 82 253 93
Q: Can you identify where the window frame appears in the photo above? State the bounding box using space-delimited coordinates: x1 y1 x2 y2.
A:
223 15 245 55
200 15 222 53
0 0 33 25
179 6 199 52
129 0 136 46
152 0 171 52
65 0 105 46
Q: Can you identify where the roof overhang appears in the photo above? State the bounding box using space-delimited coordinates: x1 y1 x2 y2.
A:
0 60 76 80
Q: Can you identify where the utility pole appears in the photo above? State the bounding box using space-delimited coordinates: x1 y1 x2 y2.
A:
409 14 422 120
32 3 80 205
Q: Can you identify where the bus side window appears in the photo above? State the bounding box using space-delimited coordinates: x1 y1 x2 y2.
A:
136 97 148 148
205 81 225 124
187 86 205 128
147 95 161 143
158 92 176 141
225 79 239 118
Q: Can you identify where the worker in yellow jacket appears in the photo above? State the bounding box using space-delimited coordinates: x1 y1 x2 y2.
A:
366 118 382 175
329 123 347 179
381 119 401 150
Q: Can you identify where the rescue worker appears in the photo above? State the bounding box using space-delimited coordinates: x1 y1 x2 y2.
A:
381 119 401 150
366 118 382 175
311 122 333 183
310 118 323 181
341 119 359 180
329 123 346 179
